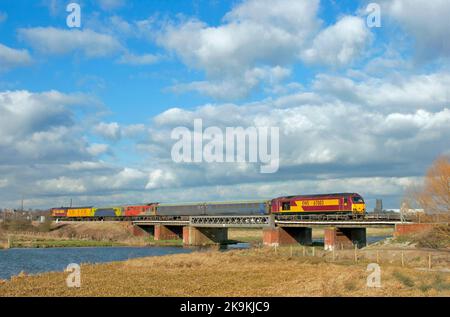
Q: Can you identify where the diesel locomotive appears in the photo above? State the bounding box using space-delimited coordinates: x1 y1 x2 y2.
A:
51 193 365 220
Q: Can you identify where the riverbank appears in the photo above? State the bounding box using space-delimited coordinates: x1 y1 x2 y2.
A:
0 223 258 249
0 222 170 249
6 237 126 248
0 247 449 296
0 228 247 249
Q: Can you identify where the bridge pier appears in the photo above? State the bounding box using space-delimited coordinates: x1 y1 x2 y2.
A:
324 227 366 250
183 226 228 246
131 225 154 238
154 225 183 241
394 223 433 237
263 227 312 247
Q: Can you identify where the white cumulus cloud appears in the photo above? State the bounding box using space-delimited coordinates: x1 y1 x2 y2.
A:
301 16 371 67
18 27 123 58
157 0 321 99
0 43 32 71
382 0 450 60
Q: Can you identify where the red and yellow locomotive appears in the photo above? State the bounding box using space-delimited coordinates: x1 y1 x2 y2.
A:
271 193 365 215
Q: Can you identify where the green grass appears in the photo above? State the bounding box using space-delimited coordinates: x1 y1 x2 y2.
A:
11 239 125 248
5 234 185 249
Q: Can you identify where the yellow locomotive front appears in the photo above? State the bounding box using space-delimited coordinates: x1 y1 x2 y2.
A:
351 194 366 214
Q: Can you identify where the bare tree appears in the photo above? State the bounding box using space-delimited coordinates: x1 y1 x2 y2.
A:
416 155 450 215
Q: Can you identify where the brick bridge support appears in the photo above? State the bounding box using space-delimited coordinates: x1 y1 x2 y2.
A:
324 227 366 250
183 226 228 246
131 225 154 238
263 227 312 247
394 223 434 237
154 225 183 240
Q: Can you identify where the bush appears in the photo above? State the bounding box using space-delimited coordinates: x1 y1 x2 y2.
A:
416 225 450 249
394 225 450 249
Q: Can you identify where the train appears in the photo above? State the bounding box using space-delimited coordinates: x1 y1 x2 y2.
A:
51 193 366 220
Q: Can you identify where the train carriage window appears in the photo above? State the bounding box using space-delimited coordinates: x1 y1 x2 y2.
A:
282 202 290 211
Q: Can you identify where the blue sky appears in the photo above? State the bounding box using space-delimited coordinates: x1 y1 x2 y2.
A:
0 0 449 210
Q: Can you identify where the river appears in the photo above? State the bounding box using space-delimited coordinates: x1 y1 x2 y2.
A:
0 246 194 280
0 243 251 280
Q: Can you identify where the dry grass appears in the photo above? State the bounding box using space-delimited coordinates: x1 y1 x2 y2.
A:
1 222 149 247
0 248 448 297
228 228 262 243
48 222 137 241
411 225 450 249
391 225 450 250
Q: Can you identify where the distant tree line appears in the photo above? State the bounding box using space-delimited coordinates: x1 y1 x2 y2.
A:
0 208 50 221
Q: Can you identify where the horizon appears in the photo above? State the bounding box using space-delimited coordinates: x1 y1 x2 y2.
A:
0 0 449 211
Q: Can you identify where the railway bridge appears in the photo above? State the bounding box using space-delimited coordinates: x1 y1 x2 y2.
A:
130 214 427 250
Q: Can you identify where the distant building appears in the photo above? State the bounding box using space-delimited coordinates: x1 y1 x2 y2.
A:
374 199 383 213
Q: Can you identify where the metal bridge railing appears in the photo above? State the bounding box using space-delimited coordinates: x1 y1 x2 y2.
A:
189 215 272 227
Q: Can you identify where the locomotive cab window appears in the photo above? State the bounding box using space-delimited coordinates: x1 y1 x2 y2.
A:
282 202 290 211
352 197 364 203
344 198 348 204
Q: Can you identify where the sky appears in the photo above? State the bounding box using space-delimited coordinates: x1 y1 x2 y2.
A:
0 0 449 210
